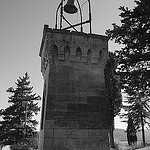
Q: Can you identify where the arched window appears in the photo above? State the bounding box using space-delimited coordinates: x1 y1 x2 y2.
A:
87 49 91 63
52 45 58 64
76 47 82 62
98 50 102 64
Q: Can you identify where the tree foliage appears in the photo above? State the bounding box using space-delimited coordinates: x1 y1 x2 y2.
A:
106 0 150 145
105 52 122 125
122 91 150 130
104 52 122 148
0 73 41 146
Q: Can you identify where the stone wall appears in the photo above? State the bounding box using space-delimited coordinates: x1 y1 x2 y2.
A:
39 25 110 150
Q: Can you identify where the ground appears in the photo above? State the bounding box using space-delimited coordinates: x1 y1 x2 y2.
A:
137 147 150 150
114 140 150 150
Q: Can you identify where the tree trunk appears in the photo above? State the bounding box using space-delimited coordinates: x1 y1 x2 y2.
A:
141 111 146 146
109 125 115 148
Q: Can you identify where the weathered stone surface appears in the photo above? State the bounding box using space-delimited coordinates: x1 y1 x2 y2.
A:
38 25 110 150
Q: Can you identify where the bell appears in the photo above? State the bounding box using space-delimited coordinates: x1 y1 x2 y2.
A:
64 0 78 14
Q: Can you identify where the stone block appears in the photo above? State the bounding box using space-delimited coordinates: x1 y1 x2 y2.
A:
46 94 56 102
77 139 109 150
88 130 108 139
67 120 79 128
54 119 67 128
82 54 87 62
88 139 105 147
70 55 76 62
44 120 55 129
44 129 54 138
45 111 67 120
76 139 89 148
54 103 67 111
91 57 98 64
58 51 64 60
78 147 108 150
43 138 54 148
54 129 72 138
65 139 78 149
57 94 74 103
72 129 88 139
53 139 66 149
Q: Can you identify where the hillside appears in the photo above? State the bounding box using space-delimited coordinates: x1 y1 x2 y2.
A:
114 129 150 142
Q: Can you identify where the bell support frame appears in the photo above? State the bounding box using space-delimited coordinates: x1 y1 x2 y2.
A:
55 0 92 33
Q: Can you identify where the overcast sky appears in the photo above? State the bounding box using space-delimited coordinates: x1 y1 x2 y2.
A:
0 0 135 130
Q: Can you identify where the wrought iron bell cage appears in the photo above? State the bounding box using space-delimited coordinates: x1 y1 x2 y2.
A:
55 0 92 33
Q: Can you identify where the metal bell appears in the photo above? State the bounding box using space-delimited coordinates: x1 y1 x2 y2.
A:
64 0 78 14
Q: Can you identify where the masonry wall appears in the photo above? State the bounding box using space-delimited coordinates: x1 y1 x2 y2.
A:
39 25 110 150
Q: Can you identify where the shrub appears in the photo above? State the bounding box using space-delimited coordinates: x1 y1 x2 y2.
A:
11 144 30 150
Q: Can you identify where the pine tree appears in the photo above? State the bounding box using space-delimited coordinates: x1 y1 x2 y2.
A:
104 52 122 148
0 73 41 146
106 0 150 146
121 89 150 146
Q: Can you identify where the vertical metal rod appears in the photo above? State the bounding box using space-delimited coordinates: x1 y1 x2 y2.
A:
55 2 62 29
88 0 92 33
76 0 83 32
60 0 64 29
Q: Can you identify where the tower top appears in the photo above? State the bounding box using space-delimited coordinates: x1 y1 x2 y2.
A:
39 25 109 57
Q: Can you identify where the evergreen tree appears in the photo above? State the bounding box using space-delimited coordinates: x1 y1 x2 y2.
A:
106 0 150 146
104 52 122 148
0 73 41 146
122 89 150 146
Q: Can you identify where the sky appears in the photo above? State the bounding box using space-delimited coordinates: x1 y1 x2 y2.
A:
0 0 135 130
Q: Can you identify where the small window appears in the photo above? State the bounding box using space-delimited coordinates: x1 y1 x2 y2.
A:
76 47 82 62
87 49 92 63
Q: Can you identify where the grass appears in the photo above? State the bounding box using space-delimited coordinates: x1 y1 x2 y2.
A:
113 139 150 150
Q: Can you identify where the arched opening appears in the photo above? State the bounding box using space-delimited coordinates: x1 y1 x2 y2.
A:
87 49 92 64
98 50 102 64
76 47 82 62
64 46 70 61
52 45 58 64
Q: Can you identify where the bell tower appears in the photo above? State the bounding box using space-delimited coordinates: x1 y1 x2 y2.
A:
39 1 110 150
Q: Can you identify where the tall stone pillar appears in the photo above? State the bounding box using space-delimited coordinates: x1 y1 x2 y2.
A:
39 25 110 150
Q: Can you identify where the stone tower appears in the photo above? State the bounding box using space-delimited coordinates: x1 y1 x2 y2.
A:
39 25 110 150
